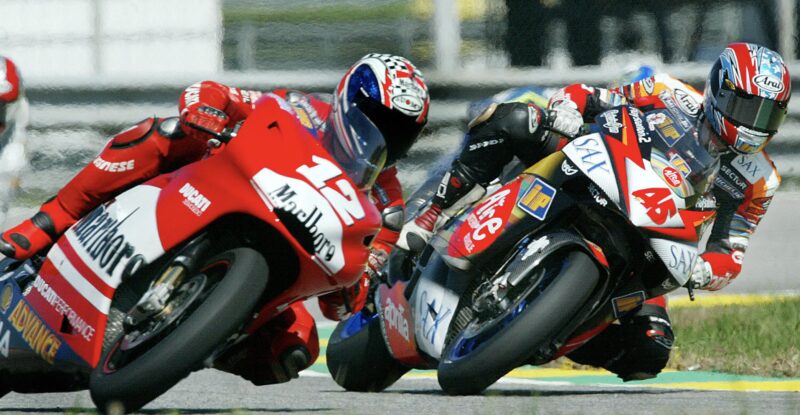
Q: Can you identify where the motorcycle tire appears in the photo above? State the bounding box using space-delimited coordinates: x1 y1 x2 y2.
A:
438 250 600 395
89 247 268 413
327 311 410 392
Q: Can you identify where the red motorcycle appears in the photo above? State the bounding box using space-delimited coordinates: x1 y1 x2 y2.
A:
0 95 384 412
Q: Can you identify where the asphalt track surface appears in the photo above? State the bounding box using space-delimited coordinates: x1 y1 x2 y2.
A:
2 369 799 415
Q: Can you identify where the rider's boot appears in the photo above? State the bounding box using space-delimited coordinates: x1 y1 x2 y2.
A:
398 163 485 252
215 301 319 385
0 198 77 259
567 296 673 381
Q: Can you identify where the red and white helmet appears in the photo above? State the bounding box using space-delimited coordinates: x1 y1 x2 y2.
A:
0 56 24 138
703 43 791 154
333 53 430 165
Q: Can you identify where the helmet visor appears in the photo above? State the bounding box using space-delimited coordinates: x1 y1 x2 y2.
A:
322 102 388 190
715 79 788 133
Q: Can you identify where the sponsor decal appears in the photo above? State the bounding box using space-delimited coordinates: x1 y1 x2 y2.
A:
673 89 700 115
653 114 683 147
527 104 541 133
669 153 692 177
601 110 623 134
71 205 142 277
561 159 578 176
588 183 608 207
662 167 683 187
33 276 95 342
0 285 13 358
641 77 655 94
753 74 784 93
668 243 697 276
646 112 667 130
632 187 676 225
1 284 11 312
287 92 325 131
517 178 556 220
93 157 135 173
719 164 748 191
611 291 646 318
735 156 762 180
383 296 410 342
7 301 62 364
179 183 212 216
468 138 504 152
391 78 426 117
714 176 745 199
183 83 201 107
630 110 650 143
462 233 475 252
571 135 611 173
694 194 717 210
659 91 694 129
419 291 452 346
470 189 511 243
268 184 338 262
521 235 550 261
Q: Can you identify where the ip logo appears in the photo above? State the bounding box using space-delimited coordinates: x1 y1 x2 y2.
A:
517 178 556 220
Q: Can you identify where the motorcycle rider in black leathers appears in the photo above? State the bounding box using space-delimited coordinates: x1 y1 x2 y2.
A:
398 42 789 380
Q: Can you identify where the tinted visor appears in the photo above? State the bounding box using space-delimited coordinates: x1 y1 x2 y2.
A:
715 79 787 133
321 102 388 190
353 94 424 164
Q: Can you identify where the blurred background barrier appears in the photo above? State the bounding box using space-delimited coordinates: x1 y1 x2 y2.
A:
3 0 800 210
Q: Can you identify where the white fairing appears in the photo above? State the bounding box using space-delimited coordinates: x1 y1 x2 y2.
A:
649 238 698 286
562 134 621 207
251 167 346 274
57 185 165 313
625 158 686 228
410 276 461 358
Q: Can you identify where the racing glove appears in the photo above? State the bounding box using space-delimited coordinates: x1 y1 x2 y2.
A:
180 105 229 141
317 247 388 321
690 251 744 291
546 99 584 139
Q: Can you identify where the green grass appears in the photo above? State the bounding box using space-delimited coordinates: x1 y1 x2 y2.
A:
668 297 800 377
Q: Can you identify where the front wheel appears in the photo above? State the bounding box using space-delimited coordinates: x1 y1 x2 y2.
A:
90 247 268 413
438 250 600 395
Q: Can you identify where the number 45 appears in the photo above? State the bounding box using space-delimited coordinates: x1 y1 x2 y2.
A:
297 155 365 226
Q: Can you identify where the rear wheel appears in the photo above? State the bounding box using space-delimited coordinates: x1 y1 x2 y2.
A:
326 310 410 392
438 250 600 395
89 247 267 413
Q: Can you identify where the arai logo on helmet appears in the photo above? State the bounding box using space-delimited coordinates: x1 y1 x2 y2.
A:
390 79 425 116
662 167 683 187
753 74 784 93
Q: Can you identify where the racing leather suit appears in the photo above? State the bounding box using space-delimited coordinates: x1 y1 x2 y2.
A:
417 74 780 379
0 81 405 385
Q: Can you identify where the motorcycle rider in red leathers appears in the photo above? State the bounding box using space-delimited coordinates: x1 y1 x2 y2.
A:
399 42 789 380
0 53 430 385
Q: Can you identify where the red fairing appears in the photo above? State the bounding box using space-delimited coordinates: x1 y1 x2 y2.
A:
447 179 522 258
378 282 428 367
156 96 380 331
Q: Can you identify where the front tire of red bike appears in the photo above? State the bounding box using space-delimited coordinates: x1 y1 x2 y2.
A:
89 247 267 414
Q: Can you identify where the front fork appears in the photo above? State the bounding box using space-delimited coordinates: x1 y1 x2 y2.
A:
125 234 211 326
